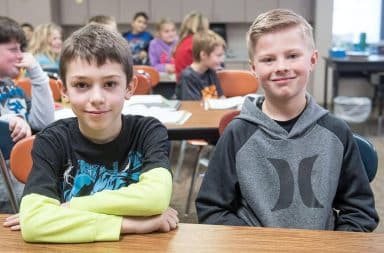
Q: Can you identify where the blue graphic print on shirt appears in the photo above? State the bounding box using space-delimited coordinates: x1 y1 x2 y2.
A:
62 151 143 202
0 83 28 118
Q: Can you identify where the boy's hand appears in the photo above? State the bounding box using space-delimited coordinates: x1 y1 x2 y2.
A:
9 116 32 142
121 207 179 234
139 51 148 60
14 53 39 70
165 64 175 74
157 207 179 232
3 213 20 231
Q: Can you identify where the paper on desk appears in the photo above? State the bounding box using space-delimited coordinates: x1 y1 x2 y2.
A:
122 104 191 124
205 96 245 110
55 105 190 125
126 95 180 110
55 108 76 120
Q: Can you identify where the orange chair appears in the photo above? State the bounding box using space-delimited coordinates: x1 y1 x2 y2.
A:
15 78 32 97
133 72 152 95
217 70 259 97
218 110 241 135
16 78 62 102
134 65 160 88
49 78 62 102
10 135 35 184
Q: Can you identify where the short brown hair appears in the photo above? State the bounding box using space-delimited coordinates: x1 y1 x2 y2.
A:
88 15 116 26
59 24 133 86
246 9 315 60
0 16 26 46
192 30 226 62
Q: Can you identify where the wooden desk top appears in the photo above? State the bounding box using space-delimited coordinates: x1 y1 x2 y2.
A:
166 101 235 141
1 214 383 252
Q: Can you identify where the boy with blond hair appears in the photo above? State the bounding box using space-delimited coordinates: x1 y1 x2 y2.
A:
196 9 378 231
176 30 225 100
4 24 178 242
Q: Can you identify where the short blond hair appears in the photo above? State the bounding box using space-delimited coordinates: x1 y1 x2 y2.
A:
246 9 315 60
192 30 226 62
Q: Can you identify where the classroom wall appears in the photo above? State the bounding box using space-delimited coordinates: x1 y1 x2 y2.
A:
2 0 354 103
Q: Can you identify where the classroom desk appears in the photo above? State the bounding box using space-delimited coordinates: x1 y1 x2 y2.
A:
166 101 235 142
1 215 383 252
323 55 384 109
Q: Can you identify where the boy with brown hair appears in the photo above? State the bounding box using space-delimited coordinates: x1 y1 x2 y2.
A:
0 16 54 141
176 30 225 100
196 9 378 231
4 24 178 242
88 15 118 32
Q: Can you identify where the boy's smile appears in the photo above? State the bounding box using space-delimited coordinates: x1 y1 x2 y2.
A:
63 58 133 144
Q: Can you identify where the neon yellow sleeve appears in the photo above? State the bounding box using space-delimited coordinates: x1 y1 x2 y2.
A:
69 167 172 216
20 194 122 243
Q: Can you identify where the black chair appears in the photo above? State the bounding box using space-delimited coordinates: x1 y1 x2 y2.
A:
353 133 378 182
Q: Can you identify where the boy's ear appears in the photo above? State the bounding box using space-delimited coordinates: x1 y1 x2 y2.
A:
249 60 259 79
309 50 319 71
125 76 137 99
58 80 69 103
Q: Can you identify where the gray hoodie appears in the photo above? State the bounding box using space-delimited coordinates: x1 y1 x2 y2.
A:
196 94 378 231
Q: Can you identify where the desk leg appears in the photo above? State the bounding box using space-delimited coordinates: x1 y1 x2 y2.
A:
331 68 339 111
377 83 384 135
323 62 329 108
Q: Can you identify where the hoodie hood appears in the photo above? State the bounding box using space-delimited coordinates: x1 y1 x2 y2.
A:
238 94 328 139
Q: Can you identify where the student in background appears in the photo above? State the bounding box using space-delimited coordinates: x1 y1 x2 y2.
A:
176 30 225 100
195 9 379 232
28 23 62 75
88 15 118 32
20 23 34 45
0 16 54 140
123 12 153 65
4 24 178 243
174 11 209 81
148 18 177 74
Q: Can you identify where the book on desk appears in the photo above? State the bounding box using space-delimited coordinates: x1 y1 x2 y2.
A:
55 95 190 125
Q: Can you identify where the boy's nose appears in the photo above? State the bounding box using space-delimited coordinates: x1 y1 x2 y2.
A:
89 86 105 104
275 58 289 72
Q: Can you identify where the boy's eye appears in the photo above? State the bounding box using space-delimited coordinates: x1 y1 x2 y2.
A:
104 81 117 88
73 82 89 89
260 57 274 63
287 54 299 59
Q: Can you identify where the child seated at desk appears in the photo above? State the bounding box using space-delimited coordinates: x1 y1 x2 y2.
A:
0 16 54 141
195 9 379 232
176 30 225 100
4 24 178 243
149 18 177 74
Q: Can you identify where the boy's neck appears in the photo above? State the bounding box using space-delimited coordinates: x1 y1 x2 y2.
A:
262 95 307 121
191 62 209 73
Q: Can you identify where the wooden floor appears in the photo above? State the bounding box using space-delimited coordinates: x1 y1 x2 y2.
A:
170 116 384 232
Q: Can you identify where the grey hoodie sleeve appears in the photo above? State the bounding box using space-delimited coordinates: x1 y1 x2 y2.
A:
27 65 55 130
319 116 379 232
195 121 248 226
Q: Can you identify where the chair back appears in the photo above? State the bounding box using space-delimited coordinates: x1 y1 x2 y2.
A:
217 70 259 97
353 134 378 182
15 78 32 97
219 110 241 135
134 65 160 87
134 73 152 95
10 135 35 183
49 78 62 102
